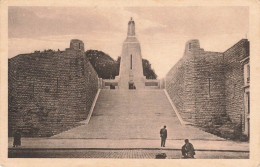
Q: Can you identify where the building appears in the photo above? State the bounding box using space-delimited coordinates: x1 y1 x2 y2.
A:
241 54 250 137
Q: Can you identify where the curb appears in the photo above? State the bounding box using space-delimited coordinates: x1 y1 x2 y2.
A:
85 88 101 124
8 147 249 152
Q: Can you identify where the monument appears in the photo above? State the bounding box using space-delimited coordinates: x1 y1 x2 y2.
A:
116 17 146 89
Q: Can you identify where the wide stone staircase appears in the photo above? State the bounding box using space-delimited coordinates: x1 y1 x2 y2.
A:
53 89 223 140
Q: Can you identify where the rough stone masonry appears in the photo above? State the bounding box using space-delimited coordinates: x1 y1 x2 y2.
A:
8 39 99 137
165 39 250 138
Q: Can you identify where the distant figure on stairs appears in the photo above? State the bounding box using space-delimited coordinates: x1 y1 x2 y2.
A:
160 125 167 147
13 129 21 147
110 84 115 89
181 139 195 158
129 83 136 89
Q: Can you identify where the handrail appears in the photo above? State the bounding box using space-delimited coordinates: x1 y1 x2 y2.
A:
163 89 192 125
85 89 101 124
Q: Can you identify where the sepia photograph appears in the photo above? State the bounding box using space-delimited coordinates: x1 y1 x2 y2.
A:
1 0 260 166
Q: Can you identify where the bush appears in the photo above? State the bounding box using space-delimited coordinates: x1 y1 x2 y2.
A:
202 121 248 141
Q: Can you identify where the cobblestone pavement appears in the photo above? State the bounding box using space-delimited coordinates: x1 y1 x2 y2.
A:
8 149 249 159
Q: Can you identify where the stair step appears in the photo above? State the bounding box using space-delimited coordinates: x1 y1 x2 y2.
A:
53 90 223 141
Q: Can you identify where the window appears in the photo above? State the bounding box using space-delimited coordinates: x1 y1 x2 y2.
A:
233 84 237 98
56 78 59 92
130 54 132 69
244 63 250 85
247 92 250 114
208 77 211 97
247 64 250 83
29 83 35 97
45 87 50 93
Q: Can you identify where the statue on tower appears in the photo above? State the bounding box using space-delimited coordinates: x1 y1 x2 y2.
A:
127 17 135 36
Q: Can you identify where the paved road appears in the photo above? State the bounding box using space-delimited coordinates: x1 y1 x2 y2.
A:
8 149 249 159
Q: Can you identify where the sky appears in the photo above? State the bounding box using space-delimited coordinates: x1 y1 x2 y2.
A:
8 6 249 78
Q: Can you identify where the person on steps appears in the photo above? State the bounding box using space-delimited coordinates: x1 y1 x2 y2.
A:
13 130 21 147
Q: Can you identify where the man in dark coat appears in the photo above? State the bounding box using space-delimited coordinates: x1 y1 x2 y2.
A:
13 130 21 147
181 139 195 158
160 125 167 147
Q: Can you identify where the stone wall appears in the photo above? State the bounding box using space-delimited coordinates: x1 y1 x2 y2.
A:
193 51 227 127
166 40 226 125
8 40 99 137
166 39 249 134
166 57 186 121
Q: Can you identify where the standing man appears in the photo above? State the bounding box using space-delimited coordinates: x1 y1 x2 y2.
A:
160 125 167 147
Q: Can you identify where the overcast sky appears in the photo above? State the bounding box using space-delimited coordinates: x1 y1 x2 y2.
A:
8 6 248 78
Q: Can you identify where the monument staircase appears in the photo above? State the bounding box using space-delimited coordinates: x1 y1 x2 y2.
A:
53 89 222 140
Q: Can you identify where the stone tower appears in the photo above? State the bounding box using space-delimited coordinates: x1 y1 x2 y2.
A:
116 18 145 89
70 39 85 52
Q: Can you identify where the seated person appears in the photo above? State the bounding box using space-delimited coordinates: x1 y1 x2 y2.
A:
181 139 195 158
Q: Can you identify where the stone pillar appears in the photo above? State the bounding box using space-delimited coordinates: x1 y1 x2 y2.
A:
116 18 145 89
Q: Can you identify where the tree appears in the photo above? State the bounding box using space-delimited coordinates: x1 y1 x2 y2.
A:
86 50 119 79
142 59 157 79
86 50 157 79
